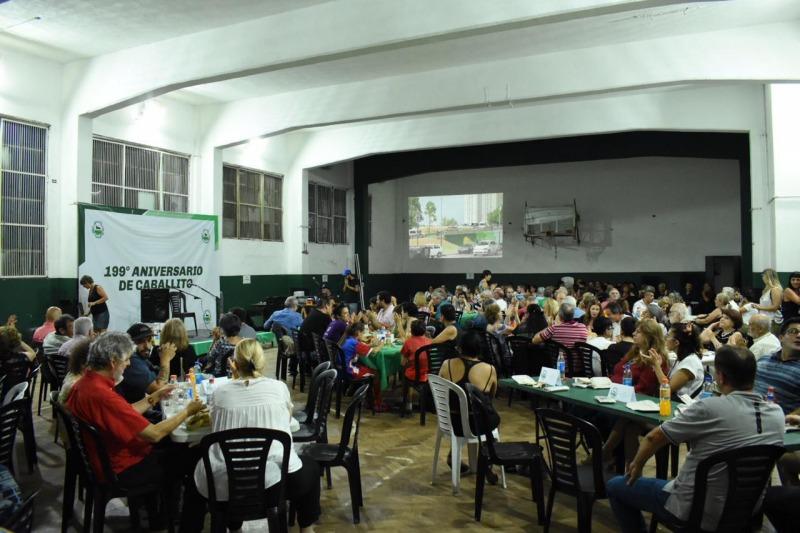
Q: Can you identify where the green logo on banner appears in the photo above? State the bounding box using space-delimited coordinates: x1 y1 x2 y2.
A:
201 229 211 244
203 310 212 326
92 221 104 239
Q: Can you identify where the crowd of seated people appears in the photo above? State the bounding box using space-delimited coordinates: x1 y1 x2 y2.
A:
5 267 800 532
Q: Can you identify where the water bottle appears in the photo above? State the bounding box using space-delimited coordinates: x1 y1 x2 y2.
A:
557 353 566 383
659 379 672 417
206 377 215 407
622 364 633 387
766 386 776 403
193 362 204 385
699 374 714 399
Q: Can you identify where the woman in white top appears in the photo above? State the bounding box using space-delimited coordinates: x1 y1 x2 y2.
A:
586 316 615 376
659 323 705 397
193 339 320 532
743 268 783 324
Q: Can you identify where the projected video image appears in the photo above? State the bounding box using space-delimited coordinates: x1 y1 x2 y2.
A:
408 193 503 259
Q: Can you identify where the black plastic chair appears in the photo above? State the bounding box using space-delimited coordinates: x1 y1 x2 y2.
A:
292 361 333 424
35 346 54 416
401 343 454 425
649 444 785 533
1 489 40 533
572 342 607 378
465 383 545 524
311 332 330 363
198 428 291 533
301 383 369 524
271 324 293 382
70 414 173 533
169 291 198 336
0 399 26 475
1 355 38 474
416 310 431 324
292 369 336 445
289 329 304 390
52 397 91 533
324 339 372 418
536 408 607 532
483 332 507 375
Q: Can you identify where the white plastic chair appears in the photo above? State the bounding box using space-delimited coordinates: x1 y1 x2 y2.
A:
428 375 506 495
2 382 28 406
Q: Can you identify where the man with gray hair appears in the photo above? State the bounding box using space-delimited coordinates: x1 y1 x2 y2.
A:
632 286 656 320
57 316 94 359
264 296 304 366
721 286 740 311
533 302 588 349
748 313 781 359
67 331 204 530
564 295 584 320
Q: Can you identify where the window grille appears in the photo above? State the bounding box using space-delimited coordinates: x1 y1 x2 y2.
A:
222 164 283 241
0 118 47 277
91 137 189 212
308 182 348 244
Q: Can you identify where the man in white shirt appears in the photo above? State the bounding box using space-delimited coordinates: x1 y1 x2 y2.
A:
632 286 655 319
375 290 395 329
58 316 94 359
722 286 740 311
43 314 75 358
492 288 508 312
748 313 781 359
587 316 614 376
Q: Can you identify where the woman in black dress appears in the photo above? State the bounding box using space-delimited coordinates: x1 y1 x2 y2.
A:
80 275 109 333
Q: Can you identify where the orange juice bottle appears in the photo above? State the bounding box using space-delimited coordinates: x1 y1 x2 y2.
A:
659 378 672 417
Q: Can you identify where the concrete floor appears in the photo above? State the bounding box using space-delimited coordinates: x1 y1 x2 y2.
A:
15 346 669 532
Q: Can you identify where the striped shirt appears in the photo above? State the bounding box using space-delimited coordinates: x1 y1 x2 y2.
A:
754 351 800 414
538 320 588 348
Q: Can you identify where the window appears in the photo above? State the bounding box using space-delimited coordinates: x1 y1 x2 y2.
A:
0 118 47 277
308 182 348 244
91 137 189 212
222 165 283 241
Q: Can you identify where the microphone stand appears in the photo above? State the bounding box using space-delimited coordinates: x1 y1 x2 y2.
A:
190 282 223 326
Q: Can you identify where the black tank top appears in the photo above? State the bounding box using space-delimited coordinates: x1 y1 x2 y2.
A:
782 289 800 322
88 285 108 315
448 357 494 436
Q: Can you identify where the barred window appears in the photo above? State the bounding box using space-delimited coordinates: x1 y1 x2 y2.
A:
0 118 47 277
91 137 189 212
222 164 283 241
308 182 348 244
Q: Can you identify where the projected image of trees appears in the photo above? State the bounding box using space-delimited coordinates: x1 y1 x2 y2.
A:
408 193 503 259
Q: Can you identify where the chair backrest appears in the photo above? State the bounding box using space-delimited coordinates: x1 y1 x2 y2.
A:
454 310 464 325
331 383 370 463
542 340 569 371
465 383 501 459
324 339 346 373
0 399 26 472
3 489 39 533
307 369 337 440
312 332 329 362
2 382 28 406
169 291 185 314
302 363 333 421
483 332 506 376
427 375 474 439
572 342 602 378
416 310 431 325
535 407 606 497
47 353 69 385
416 343 454 376
199 428 292 521
686 444 785 532
71 414 118 487
0 353 31 394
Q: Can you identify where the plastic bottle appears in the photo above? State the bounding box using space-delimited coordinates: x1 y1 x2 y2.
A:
766 386 776 403
622 364 633 387
699 374 714 399
206 377 215 407
659 378 672 417
557 353 566 383
169 375 177 386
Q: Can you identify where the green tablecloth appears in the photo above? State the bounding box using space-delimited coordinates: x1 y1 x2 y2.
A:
191 331 275 356
362 342 403 391
500 378 800 451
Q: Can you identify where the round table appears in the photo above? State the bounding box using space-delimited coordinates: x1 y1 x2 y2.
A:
362 342 403 391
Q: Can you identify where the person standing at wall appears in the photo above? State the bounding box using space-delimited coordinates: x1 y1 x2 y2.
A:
80 275 110 334
342 268 361 314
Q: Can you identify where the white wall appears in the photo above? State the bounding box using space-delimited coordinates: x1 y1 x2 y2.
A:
369 157 741 274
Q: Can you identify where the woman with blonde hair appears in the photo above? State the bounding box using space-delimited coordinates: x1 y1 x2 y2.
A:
743 268 783 325
149 318 197 378
413 291 428 314
542 298 559 325
192 339 320 532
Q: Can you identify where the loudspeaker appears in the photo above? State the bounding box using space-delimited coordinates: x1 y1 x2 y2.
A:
141 289 170 323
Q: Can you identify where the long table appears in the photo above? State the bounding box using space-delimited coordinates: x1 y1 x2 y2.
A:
500 378 800 452
190 331 275 356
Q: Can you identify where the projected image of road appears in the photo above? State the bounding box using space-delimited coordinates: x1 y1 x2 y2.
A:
408 193 503 259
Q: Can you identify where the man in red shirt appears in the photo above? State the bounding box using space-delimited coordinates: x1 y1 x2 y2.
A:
532 302 588 348
67 331 204 529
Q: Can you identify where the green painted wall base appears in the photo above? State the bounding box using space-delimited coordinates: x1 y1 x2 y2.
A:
0 278 77 337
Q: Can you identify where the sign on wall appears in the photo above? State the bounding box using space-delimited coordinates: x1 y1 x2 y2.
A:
78 205 219 332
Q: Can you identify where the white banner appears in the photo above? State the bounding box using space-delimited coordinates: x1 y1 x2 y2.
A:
79 208 219 333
